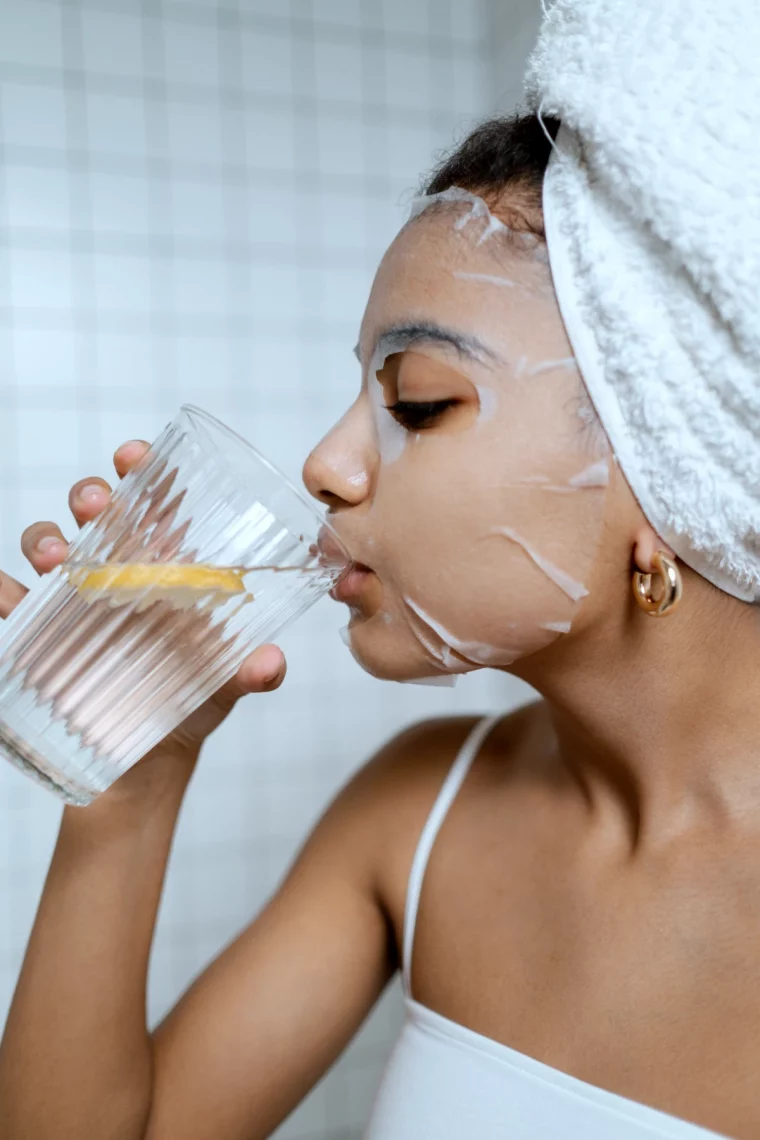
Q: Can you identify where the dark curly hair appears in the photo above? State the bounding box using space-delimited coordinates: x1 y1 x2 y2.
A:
422 113 560 236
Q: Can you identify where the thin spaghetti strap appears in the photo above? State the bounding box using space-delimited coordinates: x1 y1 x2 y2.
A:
402 714 503 997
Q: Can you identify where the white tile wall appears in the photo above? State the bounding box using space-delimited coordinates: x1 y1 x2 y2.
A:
0 3 541 1137
240 28 295 96
490 0 543 110
88 88 151 156
0 1 64 69
6 163 72 230
80 9 146 78
2 80 68 148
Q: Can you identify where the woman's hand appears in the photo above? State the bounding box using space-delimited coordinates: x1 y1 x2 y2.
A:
0 439 287 801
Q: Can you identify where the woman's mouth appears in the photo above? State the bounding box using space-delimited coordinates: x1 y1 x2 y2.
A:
316 525 351 568
330 563 375 602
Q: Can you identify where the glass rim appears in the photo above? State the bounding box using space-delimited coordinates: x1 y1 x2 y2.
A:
179 404 351 565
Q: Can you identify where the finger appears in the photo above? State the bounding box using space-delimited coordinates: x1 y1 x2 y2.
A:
20 522 69 576
113 440 150 480
68 477 113 529
0 570 28 619
230 645 287 698
209 646 286 720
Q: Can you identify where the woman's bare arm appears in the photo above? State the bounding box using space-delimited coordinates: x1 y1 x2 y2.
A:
0 733 400 1140
0 441 442 1139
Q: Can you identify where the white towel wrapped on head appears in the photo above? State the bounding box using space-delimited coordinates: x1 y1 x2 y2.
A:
525 0 760 601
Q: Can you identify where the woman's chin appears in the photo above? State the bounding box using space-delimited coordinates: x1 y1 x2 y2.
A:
343 614 473 683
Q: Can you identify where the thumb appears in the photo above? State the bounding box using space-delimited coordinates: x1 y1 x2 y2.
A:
235 644 287 694
218 644 287 710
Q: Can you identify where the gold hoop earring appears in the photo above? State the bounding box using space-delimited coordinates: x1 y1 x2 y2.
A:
632 551 682 617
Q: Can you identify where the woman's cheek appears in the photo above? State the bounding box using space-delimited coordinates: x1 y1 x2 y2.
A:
368 436 497 591
366 419 607 655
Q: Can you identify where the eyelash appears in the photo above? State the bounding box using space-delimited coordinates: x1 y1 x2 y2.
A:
384 399 459 431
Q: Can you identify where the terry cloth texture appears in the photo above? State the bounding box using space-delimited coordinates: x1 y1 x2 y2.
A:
525 1 760 601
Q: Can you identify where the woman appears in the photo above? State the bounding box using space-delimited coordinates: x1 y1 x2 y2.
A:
2 9 759 1138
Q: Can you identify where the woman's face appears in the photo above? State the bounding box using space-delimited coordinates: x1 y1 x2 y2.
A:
304 191 610 682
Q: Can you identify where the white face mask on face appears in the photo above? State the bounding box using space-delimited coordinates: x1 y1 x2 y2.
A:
314 188 610 685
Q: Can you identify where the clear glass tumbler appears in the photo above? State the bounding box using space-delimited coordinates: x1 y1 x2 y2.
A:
0 406 351 805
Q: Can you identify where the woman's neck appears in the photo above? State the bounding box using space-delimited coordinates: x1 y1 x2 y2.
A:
514 573 760 847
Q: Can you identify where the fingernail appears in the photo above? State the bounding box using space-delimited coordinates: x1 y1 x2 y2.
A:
78 484 104 503
37 536 65 554
259 647 282 682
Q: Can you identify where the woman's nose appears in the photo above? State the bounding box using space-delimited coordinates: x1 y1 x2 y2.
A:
302 406 374 508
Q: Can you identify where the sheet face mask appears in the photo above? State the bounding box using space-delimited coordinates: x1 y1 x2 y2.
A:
335 188 611 682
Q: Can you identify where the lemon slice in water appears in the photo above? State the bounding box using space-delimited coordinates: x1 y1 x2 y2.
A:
67 563 248 608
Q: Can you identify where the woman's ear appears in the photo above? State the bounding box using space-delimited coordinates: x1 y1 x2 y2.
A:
632 525 676 574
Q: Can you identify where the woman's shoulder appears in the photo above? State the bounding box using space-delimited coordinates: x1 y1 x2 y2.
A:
362 700 548 803
336 702 547 915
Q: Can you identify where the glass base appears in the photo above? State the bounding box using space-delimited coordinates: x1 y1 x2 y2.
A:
0 719 96 806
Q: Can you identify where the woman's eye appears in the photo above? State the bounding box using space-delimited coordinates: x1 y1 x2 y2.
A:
384 399 460 431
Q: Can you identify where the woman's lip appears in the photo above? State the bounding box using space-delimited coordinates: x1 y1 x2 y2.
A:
330 563 374 602
316 525 351 567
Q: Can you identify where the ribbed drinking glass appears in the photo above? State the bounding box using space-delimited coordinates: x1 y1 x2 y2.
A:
0 406 350 805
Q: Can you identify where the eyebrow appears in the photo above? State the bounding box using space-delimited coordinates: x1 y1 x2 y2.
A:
356 321 501 367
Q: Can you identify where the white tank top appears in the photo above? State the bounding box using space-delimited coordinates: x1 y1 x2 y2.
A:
364 716 729 1139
